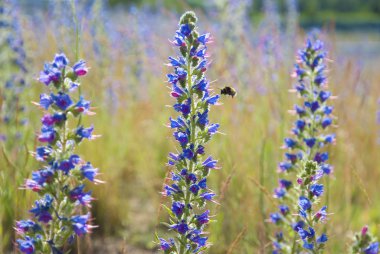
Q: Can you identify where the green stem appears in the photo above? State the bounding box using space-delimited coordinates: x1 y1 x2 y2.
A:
179 42 194 254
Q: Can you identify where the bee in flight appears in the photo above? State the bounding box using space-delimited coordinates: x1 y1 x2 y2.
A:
220 86 237 98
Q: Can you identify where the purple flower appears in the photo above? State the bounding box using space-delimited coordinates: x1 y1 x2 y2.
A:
310 184 324 197
364 242 379 254
39 94 53 109
202 156 217 169
174 131 188 146
189 184 200 194
297 227 315 240
71 213 91 236
279 179 292 189
319 91 331 102
41 114 55 126
284 138 297 148
317 234 328 243
304 138 316 148
17 237 35 254
187 173 197 183
270 213 281 224
314 152 328 163
206 94 219 105
183 148 194 160
170 83 185 98
31 168 54 186
51 93 72 110
274 187 286 198
58 155 80 174
15 220 41 234
208 123 219 135
171 202 185 217
38 64 61 85
168 56 185 67
69 185 92 207
173 100 191 115
279 162 292 171
171 221 189 234
197 110 209 126
362 226 369 236
180 24 192 36
169 116 187 129
74 96 91 114
285 153 298 163
295 105 306 116
324 134 335 144
52 53 69 69
35 146 53 161
29 195 53 223
303 241 314 250
314 206 327 222
191 235 208 247
76 125 94 140
323 106 333 115
198 33 210 44
198 178 207 188
196 210 209 225
200 192 215 201
322 117 332 128
305 101 319 113
73 60 88 76
295 119 306 130
194 78 208 92
299 196 312 211
38 126 56 143
80 162 99 182
279 205 289 215
159 238 172 251
292 221 305 231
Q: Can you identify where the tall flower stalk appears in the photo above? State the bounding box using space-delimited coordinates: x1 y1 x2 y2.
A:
16 53 100 253
158 11 221 254
270 38 335 253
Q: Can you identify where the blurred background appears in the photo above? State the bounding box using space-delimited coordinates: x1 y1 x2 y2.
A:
0 0 379 253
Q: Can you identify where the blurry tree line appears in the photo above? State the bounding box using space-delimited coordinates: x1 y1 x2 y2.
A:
106 0 380 30
108 0 380 14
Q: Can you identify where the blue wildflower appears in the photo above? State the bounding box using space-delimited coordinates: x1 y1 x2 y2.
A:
16 236 35 254
39 93 53 109
159 238 172 251
270 213 282 224
171 221 189 234
171 202 185 217
317 234 328 243
159 11 220 252
76 125 94 140
18 53 99 252
299 196 312 211
364 242 379 254
310 184 324 197
72 60 88 76
51 92 73 110
71 213 92 236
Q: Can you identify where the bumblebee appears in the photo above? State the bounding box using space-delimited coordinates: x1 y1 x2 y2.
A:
220 86 237 98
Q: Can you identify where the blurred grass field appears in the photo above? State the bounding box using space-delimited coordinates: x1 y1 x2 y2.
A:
0 0 380 253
